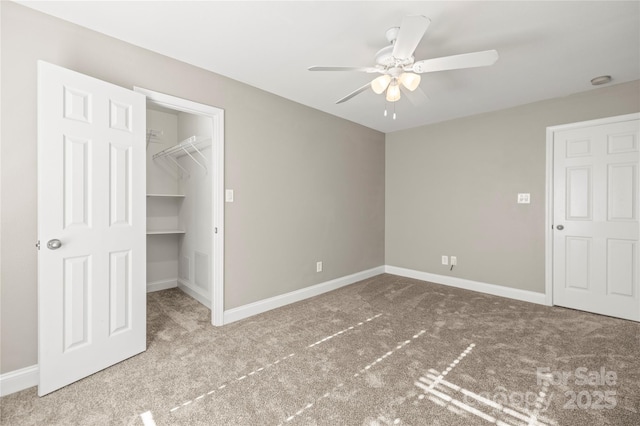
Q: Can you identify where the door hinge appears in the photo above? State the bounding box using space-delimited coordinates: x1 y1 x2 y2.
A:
35 240 41 250
214 227 218 234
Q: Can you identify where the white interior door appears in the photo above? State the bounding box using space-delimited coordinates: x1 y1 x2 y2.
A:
553 117 639 321
37 61 146 395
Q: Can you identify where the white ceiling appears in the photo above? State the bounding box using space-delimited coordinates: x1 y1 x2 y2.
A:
18 1 640 133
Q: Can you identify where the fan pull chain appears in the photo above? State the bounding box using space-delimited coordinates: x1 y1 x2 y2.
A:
383 102 397 120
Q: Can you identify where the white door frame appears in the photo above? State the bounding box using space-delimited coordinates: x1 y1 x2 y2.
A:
134 87 225 326
545 112 640 307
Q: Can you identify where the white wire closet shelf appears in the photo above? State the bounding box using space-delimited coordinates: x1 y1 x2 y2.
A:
153 135 210 175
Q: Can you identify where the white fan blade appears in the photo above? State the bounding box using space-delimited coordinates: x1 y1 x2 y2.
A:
336 82 371 104
392 15 430 60
412 50 499 74
309 66 379 73
401 85 429 106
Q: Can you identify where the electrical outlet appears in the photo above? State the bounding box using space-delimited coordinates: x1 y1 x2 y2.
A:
441 255 449 265
316 261 323 272
451 256 457 266
225 189 234 202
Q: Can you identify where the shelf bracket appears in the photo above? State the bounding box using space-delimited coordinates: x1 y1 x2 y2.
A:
180 143 207 173
166 155 190 178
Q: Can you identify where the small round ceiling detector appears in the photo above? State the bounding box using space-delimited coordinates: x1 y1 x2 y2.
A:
591 75 612 86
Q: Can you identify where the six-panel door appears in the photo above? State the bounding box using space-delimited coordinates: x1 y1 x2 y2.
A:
553 119 639 321
37 61 146 395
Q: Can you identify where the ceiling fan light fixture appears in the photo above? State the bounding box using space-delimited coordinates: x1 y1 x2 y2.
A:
399 72 421 91
386 81 401 102
371 75 391 94
308 15 499 110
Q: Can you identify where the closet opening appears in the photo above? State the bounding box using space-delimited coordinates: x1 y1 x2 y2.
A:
135 87 225 326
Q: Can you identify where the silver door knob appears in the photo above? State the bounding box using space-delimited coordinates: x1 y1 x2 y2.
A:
47 239 62 250
556 225 564 231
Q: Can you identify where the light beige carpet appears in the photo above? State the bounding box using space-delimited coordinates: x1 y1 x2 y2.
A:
1 273 639 425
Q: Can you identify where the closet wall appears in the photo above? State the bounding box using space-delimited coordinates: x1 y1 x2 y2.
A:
146 107 212 307
177 112 213 306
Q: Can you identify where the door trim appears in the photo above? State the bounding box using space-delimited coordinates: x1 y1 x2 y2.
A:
545 112 640 308
134 87 225 326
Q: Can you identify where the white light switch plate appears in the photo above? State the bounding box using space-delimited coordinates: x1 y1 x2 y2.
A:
225 189 234 202
517 193 530 204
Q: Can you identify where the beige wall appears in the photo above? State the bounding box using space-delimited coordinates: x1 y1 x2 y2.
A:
386 80 640 293
0 3 385 373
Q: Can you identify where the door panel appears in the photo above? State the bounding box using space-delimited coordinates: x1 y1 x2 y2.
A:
109 100 133 132
566 166 592 220
63 87 92 123
565 137 591 157
63 255 91 351
608 163 636 221
608 132 638 154
38 61 146 395
553 118 640 321
109 143 133 226
607 239 636 296
63 136 92 228
565 237 591 290
109 249 132 335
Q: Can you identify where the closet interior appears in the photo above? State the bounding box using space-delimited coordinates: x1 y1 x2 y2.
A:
146 103 213 308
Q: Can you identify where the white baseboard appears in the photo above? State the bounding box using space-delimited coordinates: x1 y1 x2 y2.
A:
0 365 38 397
147 279 178 293
177 279 210 309
385 265 547 305
223 266 385 325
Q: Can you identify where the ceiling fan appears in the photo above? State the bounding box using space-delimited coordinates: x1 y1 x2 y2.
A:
309 15 499 106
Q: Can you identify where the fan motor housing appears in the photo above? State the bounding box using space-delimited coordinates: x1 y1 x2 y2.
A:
385 27 400 43
376 27 415 68
375 45 395 66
